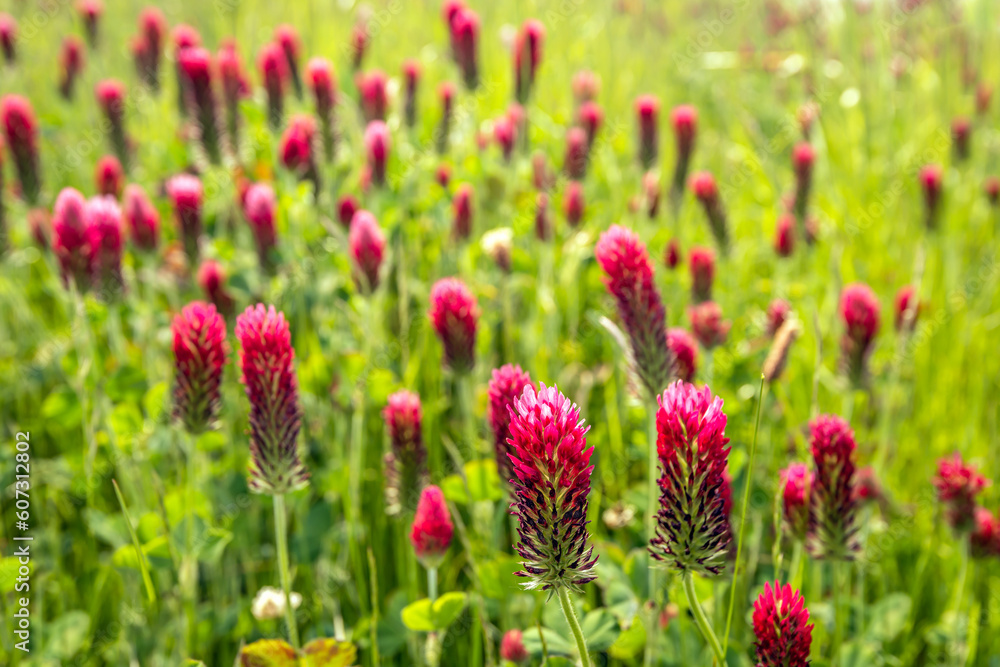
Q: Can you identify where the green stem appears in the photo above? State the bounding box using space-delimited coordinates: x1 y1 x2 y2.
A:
183 430 197 656
683 572 726 665
428 566 438 604
645 407 658 667
833 561 847 664
557 587 593 667
723 375 765 654
273 494 300 649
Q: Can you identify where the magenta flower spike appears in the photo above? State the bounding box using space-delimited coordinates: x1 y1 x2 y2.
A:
383 390 427 513
172 25 201 116
920 164 943 230
780 462 812 541
85 195 125 296
436 81 455 154
934 453 989 531
166 173 203 263
364 120 390 188
774 213 795 257
452 183 473 240
236 304 308 495
500 629 529 664
197 259 235 318
122 184 159 251
78 0 102 47
594 225 673 398
635 94 659 170
649 381 732 576
243 183 278 270
666 328 697 383
513 19 544 103
1 94 41 204
306 57 337 161
178 48 222 163
508 383 597 593
95 155 123 198
59 36 85 101
274 25 303 100
217 40 250 151
280 114 320 192
487 364 533 483
688 300 730 350
577 101 603 149
563 181 585 227
894 285 919 332
839 282 880 386
52 187 91 287
450 7 480 89
807 415 859 560
563 126 588 180
752 581 814 667
791 142 815 227
172 301 228 434
970 508 1000 558
135 8 166 90
669 104 697 203
767 299 790 337
258 42 287 130
96 80 130 171
402 59 421 128
357 69 388 123
348 209 386 293
428 277 479 374
688 246 715 303
410 485 453 568
1 14 16 64
690 171 730 253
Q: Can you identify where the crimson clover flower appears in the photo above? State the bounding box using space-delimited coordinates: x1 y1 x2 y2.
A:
172 301 228 434
752 581 814 667
807 415 859 560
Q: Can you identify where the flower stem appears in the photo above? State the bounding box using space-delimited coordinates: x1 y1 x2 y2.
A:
683 571 726 665
645 406 658 667
428 566 438 603
723 374 765 654
273 493 300 649
557 587 593 667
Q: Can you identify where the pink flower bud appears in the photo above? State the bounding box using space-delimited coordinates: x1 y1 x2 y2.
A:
688 301 730 349
934 453 989 531
791 142 815 224
280 115 319 189
356 69 388 123
351 23 368 70
95 155 123 198
690 171 730 252
383 390 427 500
513 19 544 103
135 8 166 90
808 415 859 559
198 259 235 316
95 79 130 169
243 183 278 269
984 176 1000 206
217 41 249 151
364 120 390 188
752 582 814 666
664 238 680 270
274 24 302 99
919 164 943 229
85 195 125 294
563 126 588 180
780 462 812 540
534 192 551 241
337 194 358 229
774 213 795 257
839 282 880 385
167 173 203 262
122 184 159 251
488 364 533 483
236 304 308 494
403 59 421 128
952 117 971 161
451 8 479 89
78 0 102 47
428 277 479 373
509 383 597 592
493 116 516 162
577 101 603 148
572 69 600 104
172 301 228 434
666 328 697 382
258 42 287 130
970 507 1000 558
688 246 715 303
894 285 919 332
1 13 16 63
52 187 90 286
436 163 451 188
59 36 85 101
349 209 386 293
306 57 337 162
635 94 659 169
767 299 790 336
563 181 585 227
452 183 473 240
500 629 529 664
410 485 453 568
172 25 201 116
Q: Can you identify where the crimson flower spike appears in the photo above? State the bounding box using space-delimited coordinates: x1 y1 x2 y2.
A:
94 155 123 198
780 462 812 541
274 25 302 100
807 415 859 560
595 225 673 398
564 181 584 227
452 183 473 240
774 213 795 257
0 139 5 252
436 82 455 154
894 285 919 332
167 174 203 263
350 22 368 70
198 259 235 319
487 364 533 484
236 304 309 495
669 104 697 206
258 42 287 130
135 8 166 91
688 246 714 303
791 142 815 231
217 41 248 154
58 36 85 100
96 80 130 171
970 508 1000 558
508 383 598 592
563 127 588 180
839 282 880 387
364 120 390 188
172 25 201 116
178 48 222 164
689 300 731 350
666 328 697 383
752 581 814 667
403 59 421 128
2 95 40 204
172 301 228 434
534 193 551 241
984 176 999 207
306 57 337 162
1 13 16 64
122 184 159 251
952 117 971 161
649 380 732 576
410 485 454 568
577 101 603 150
690 171 730 253
243 183 278 271
933 453 989 532
513 19 544 104
280 114 320 193
52 188 91 287
383 390 428 514
500 630 529 664
357 69 388 123
450 7 479 89
635 94 659 170
86 195 125 297
348 209 385 293
572 69 599 104
429 277 479 374
78 0 102 47
920 164 943 230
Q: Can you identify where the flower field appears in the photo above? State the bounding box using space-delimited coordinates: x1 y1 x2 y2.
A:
0 0 999 665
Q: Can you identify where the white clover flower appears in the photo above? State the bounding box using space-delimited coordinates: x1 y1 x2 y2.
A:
251 586 302 620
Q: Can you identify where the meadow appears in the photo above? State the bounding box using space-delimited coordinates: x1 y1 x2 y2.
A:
1 0 999 665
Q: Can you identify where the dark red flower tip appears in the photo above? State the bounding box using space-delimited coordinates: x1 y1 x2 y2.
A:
563 180 585 227
52 187 90 285
167 173 203 260
894 285 919 332
934 453 990 531
572 69 600 103
767 298 791 337
363 120 391 188
178 47 212 89
792 142 815 175
487 364 533 483
139 7 166 47
274 24 300 61
534 192 551 241
172 24 201 52
920 163 943 227
172 301 228 434
513 19 544 103
666 328 697 382
752 581 813 666
780 462 812 539
243 183 278 264
410 485 453 567
664 238 680 270
807 415 859 559
442 0 465 25
280 114 317 176
774 213 795 257
383 390 427 507
85 195 124 292
258 41 288 90
508 383 597 592
635 94 659 169
670 104 697 157
577 100 603 147
690 170 717 201
78 0 102 45
236 303 308 495
952 116 971 159
306 57 337 117
1 13 17 62
197 259 234 315
95 155 124 198
356 69 388 122
436 163 451 188
839 282 880 384
688 300 730 349
452 183 474 240
429 277 479 373
450 7 480 89
985 176 1000 205
349 209 386 292
59 37 85 97
493 116 516 162
336 194 359 228
688 245 715 303
595 224 672 397
563 126 588 180
650 380 731 576
500 629 529 664
217 41 249 103
970 507 1000 558
122 184 159 251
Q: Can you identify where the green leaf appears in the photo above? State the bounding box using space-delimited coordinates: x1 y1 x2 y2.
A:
608 617 646 660
478 555 523 599
521 626 573 657
581 608 620 651
41 610 90 660
401 592 468 631
238 639 299 666
866 593 912 643
464 459 503 502
302 638 358 667
41 386 82 429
